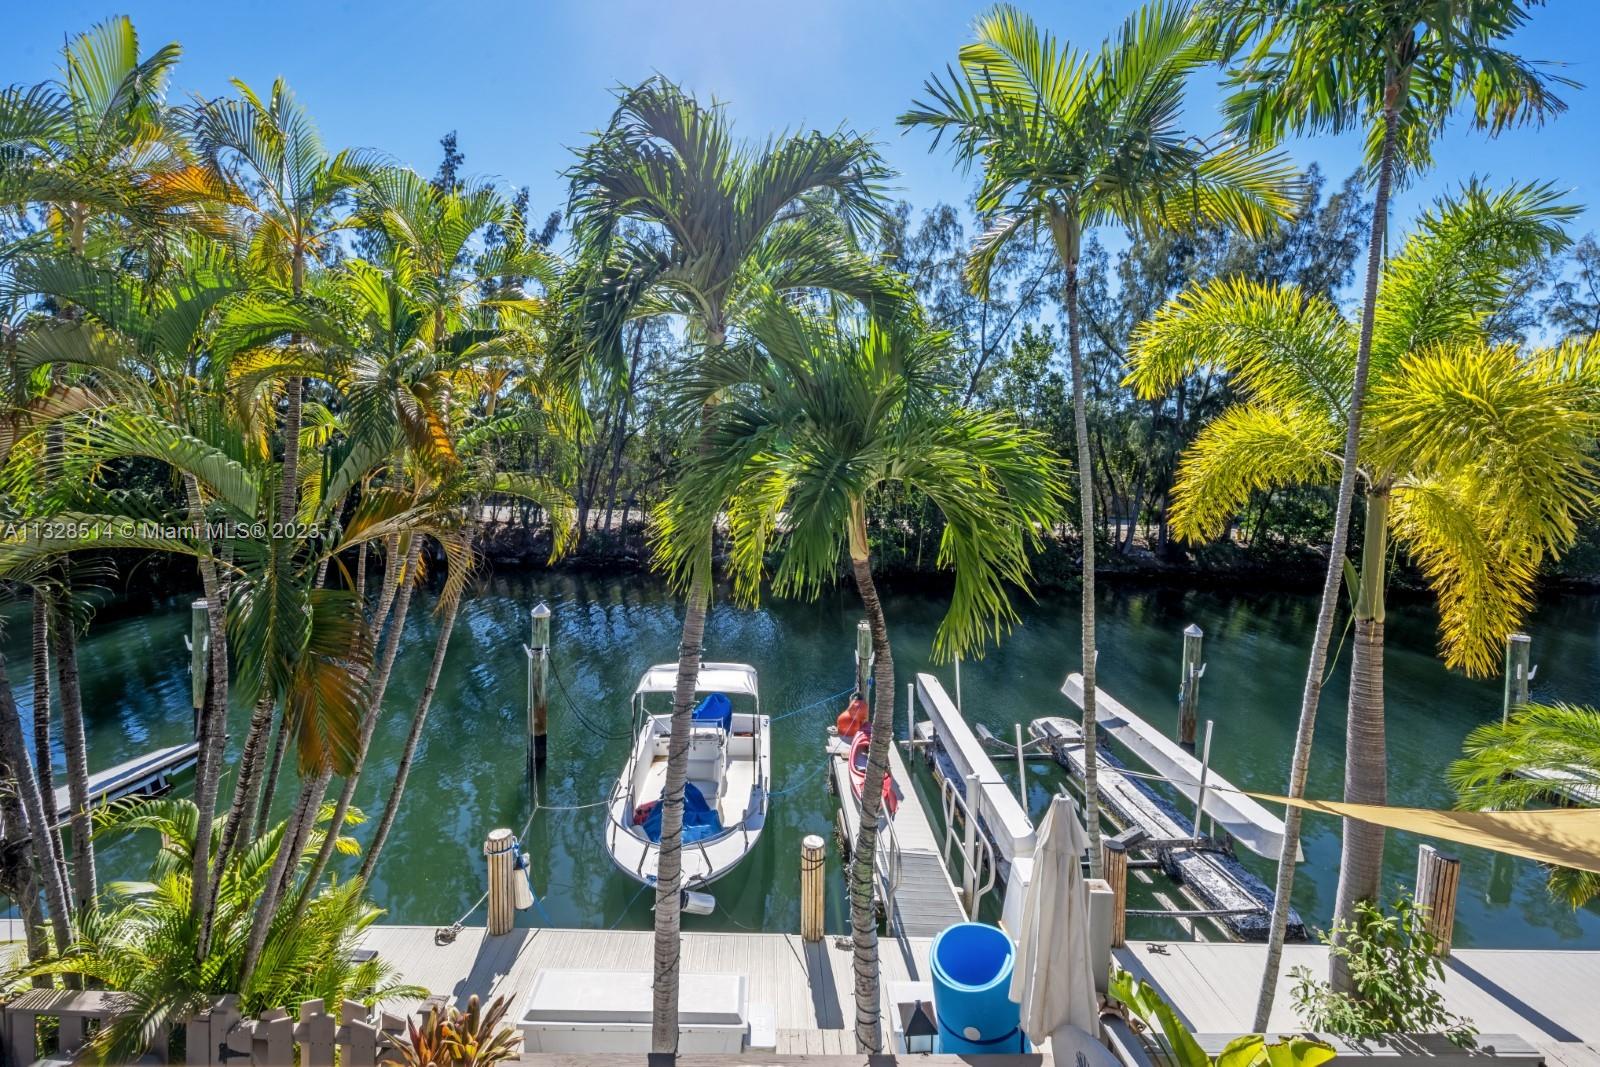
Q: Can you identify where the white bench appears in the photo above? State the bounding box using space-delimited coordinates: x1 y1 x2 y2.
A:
518 968 757 1053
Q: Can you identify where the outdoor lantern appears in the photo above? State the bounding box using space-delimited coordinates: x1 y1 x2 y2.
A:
900 999 938 1055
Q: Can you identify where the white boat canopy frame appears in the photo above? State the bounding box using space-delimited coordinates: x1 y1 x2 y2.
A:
634 662 760 699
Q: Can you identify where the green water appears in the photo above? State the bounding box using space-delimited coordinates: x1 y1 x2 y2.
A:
5 572 1600 947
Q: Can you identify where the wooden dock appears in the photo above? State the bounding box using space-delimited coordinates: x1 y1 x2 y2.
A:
1117 940 1600 1067
355 925 932 1056
829 738 966 942
1032 716 1303 942
48 742 199 829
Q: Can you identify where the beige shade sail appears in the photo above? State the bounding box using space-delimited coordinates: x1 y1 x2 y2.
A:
1252 794 1600 874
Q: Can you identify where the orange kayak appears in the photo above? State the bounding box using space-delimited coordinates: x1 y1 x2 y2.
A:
848 730 899 816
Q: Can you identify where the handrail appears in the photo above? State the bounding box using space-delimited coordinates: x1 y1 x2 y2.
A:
938 774 996 918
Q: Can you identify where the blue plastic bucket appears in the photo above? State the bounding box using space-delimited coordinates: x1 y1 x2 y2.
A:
928 922 1023 1054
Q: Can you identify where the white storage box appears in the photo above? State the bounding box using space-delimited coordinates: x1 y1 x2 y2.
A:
517 968 750 1053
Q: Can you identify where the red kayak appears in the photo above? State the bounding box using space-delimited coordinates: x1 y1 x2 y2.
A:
848 731 900 816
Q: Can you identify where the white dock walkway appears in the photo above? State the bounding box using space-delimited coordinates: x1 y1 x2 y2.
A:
1117 940 1600 1067
829 737 966 942
356 925 932 1056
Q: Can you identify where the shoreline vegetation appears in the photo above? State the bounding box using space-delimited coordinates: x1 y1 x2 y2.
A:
2 1 1598 1061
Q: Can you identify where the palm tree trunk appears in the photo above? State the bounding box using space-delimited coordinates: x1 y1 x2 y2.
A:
216 692 278 871
254 715 292 837
1253 99 1400 1027
359 595 460 883
1050 213 1103 878
0 757 51 983
239 766 325 989
295 540 421 915
184 474 230 955
0 648 73 961
48 593 94 912
30 594 70 902
651 557 709 1054
847 503 896 1053
1331 488 1390 991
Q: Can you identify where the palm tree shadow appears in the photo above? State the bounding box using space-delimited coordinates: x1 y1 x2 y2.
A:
451 927 536 1005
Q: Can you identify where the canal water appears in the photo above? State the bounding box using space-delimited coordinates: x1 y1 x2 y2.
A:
4 571 1599 948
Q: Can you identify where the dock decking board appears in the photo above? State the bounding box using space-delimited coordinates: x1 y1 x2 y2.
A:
356 925 931 1055
49 742 200 827
1118 940 1600 1067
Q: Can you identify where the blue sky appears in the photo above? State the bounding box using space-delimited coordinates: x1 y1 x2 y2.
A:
5 1 1599 244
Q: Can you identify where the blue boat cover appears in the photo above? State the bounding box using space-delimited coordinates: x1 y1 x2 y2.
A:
640 781 723 844
692 692 733 732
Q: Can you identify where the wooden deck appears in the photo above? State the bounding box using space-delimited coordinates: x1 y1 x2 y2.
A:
1117 940 1600 1067
829 736 966 942
356 925 931 1055
51 741 200 827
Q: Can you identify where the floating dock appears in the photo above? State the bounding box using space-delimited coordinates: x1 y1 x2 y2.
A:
1032 715 1303 942
51 742 199 828
828 734 965 942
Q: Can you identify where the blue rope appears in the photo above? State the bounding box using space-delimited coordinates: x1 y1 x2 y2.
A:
770 685 857 722
767 760 828 796
609 882 652 929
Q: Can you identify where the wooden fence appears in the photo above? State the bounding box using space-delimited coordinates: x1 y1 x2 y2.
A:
3 990 458 1066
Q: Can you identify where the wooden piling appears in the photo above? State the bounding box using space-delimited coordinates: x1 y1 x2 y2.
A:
529 603 550 773
485 828 516 935
1502 632 1532 721
1102 836 1128 947
190 599 208 736
800 834 826 942
855 619 872 699
1178 623 1203 746
1414 844 1461 956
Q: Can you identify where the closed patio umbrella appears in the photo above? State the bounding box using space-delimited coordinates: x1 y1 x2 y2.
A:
1009 792 1099 1043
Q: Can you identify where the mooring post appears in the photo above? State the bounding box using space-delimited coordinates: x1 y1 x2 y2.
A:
905 681 916 748
855 619 872 700
1178 623 1204 747
1102 837 1128 947
800 834 826 942
188 598 209 737
1414 844 1461 956
962 772 980 917
484 828 516 935
1502 632 1532 721
954 656 963 714
529 603 551 774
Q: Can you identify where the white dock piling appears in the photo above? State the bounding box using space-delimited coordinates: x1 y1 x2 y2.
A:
855 618 873 700
1014 723 1028 811
800 835 826 942
1193 719 1214 837
905 682 915 748
485 828 517 935
529 603 550 774
1502 632 1532 721
1415 844 1461 956
1179 623 1204 747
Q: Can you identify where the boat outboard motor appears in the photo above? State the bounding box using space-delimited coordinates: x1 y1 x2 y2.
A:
682 889 716 916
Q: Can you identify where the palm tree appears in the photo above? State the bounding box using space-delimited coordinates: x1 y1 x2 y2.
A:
0 16 218 929
1450 703 1600 908
27 796 421 1064
901 1 1301 876
184 77 384 868
656 298 1069 1050
1197 0 1576 1010
1127 182 1594 991
566 75 900 1052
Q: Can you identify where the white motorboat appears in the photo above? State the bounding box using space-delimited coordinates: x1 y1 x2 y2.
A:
603 662 770 892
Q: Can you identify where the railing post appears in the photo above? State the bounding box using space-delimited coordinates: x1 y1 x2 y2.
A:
529 603 551 774
800 834 826 942
1178 623 1203 747
962 772 980 917
1415 844 1461 956
485 828 516 935
1102 837 1128 948
1502 632 1532 721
